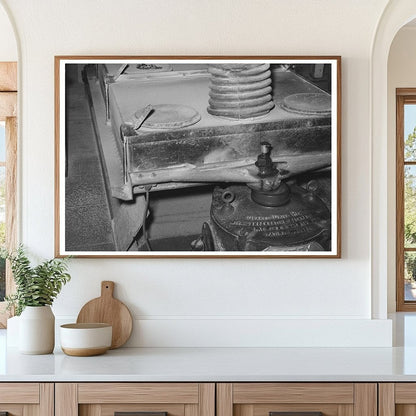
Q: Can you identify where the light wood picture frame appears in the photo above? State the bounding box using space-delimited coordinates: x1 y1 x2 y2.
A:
55 56 341 258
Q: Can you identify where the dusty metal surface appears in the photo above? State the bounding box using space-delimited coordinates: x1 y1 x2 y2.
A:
105 69 331 197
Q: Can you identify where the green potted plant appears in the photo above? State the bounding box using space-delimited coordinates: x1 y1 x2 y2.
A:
4 246 71 354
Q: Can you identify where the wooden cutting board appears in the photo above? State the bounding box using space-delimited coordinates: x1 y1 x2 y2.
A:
76 281 133 349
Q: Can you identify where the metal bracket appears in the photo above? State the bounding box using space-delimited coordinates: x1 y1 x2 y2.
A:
111 183 134 201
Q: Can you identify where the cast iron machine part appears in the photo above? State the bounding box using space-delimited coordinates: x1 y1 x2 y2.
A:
192 141 331 252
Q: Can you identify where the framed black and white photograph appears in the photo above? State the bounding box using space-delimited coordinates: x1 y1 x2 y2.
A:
55 56 341 258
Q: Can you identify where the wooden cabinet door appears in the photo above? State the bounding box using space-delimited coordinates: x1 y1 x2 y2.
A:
0 383 53 416
379 383 416 416
217 383 377 416
55 383 215 416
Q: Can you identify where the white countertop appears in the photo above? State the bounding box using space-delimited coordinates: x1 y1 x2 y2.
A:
3 313 416 382
2 345 416 382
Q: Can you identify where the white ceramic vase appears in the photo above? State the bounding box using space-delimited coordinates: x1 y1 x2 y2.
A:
19 306 55 354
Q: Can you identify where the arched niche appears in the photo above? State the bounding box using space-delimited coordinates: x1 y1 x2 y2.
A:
386 20 416 313
372 1 416 318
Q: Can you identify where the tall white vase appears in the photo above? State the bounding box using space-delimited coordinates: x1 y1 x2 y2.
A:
19 306 55 354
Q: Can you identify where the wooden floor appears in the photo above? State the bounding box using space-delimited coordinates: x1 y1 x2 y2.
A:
65 66 115 251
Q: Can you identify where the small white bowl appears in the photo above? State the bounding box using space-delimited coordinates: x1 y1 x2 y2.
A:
60 323 112 356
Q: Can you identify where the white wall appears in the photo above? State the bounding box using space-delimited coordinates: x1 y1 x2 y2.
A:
0 0 394 347
387 26 416 312
0 3 16 61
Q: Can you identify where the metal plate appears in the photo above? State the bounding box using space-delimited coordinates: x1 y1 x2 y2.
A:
134 104 201 130
281 93 331 115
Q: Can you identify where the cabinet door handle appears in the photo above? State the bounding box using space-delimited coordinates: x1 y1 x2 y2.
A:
115 412 168 416
270 413 323 416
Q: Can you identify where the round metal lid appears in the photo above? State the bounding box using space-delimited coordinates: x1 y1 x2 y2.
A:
281 93 331 116
134 104 201 130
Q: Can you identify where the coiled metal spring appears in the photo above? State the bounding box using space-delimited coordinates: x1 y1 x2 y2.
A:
207 64 274 120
